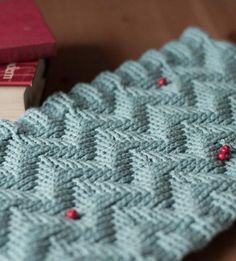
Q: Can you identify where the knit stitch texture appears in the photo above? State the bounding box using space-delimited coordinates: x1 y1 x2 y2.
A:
1 28 236 261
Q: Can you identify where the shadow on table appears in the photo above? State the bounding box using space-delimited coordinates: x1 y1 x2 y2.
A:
41 44 121 103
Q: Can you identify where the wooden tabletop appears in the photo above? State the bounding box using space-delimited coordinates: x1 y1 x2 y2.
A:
37 1 236 260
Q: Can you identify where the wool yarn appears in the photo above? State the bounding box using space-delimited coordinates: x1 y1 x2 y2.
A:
0 28 236 261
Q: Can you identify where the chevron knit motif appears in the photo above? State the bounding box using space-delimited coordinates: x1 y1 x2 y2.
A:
1 28 236 261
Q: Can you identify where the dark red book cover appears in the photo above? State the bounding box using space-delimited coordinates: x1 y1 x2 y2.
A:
0 61 38 87
0 0 56 64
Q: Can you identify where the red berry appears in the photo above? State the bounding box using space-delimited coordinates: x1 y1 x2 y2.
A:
158 77 167 87
66 209 80 220
217 152 229 161
219 144 231 154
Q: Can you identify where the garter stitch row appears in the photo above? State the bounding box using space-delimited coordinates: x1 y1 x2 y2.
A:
1 28 236 261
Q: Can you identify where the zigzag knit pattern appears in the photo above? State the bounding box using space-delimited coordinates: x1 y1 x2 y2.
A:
0 28 236 261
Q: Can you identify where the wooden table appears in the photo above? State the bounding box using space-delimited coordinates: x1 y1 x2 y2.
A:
37 1 236 260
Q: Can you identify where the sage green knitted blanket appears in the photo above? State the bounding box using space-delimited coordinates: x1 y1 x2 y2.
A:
1 28 236 261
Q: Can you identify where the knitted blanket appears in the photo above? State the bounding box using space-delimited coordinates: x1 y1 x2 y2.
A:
1 28 236 261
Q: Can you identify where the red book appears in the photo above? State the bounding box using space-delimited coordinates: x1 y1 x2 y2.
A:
0 0 56 64
0 60 46 121
0 61 39 87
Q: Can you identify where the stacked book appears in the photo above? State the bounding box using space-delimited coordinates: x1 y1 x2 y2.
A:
0 0 56 120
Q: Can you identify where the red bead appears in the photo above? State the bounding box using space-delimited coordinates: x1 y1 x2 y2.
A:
219 144 231 154
66 209 80 220
217 152 229 161
158 77 168 87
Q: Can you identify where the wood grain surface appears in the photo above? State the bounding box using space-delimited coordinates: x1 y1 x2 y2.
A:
37 1 236 260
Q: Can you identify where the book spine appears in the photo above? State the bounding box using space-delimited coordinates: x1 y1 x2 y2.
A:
0 42 56 64
0 61 39 87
